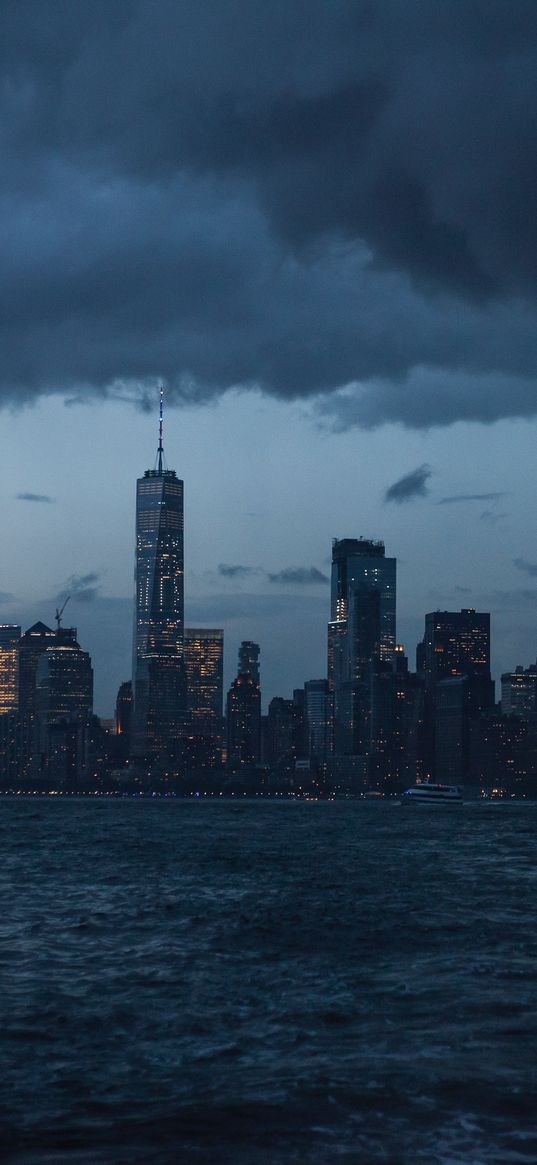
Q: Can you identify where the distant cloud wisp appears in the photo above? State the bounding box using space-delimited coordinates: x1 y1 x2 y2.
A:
218 564 256 579
16 492 55 504
58 571 102 604
437 492 505 506
267 567 329 586
513 557 537 578
384 465 431 504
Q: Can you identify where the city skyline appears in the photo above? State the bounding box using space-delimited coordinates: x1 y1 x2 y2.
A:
2 391 537 716
3 4 537 714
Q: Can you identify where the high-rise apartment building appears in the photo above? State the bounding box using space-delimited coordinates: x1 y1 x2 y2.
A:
132 390 185 757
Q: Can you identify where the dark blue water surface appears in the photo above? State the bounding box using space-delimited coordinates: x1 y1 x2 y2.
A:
2 798 537 1164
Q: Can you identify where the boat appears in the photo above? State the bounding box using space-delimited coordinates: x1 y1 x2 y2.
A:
401 781 463 805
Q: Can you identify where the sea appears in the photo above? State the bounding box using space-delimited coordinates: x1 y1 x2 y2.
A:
1 797 537 1165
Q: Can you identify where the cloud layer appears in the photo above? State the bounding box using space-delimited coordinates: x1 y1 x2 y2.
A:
3 2 537 427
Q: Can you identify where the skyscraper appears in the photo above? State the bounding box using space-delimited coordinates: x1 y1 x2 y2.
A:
18 621 58 782
420 608 494 781
185 629 224 720
328 537 396 755
0 625 21 714
226 642 261 769
238 641 260 684
132 390 185 757
304 678 332 761
421 608 494 714
35 626 93 786
0 625 21 787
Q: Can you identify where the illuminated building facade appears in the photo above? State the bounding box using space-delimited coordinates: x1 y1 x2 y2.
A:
226 642 261 768
238 640 260 684
115 680 133 758
226 673 261 768
501 665 537 718
185 629 224 720
132 390 186 757
328 537 396 756
0 625 21 714
419 608 494 780
304 678 332 760
0 625 21 786
422 608 494 714
18 621 58 782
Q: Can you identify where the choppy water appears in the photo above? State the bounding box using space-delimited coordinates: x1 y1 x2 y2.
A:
1 798 537 1164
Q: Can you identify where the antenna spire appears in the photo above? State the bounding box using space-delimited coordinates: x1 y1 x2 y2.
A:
157 386 164 474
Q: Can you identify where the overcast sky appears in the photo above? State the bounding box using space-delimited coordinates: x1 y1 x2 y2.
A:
3 1 537 714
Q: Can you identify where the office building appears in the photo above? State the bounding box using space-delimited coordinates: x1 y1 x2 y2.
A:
238 641 260 684
226 642 261 768
501 665 537 719
421 608 494 711
0 624 20 787
18 621 58 783
419 608 494 779
185 629 224 720
132 389 186 757
36 626 93 785
0 625 20 714
328 537 396 756
304 678 332 761
226 673 261 768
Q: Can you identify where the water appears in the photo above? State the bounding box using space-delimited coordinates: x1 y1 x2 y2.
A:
1 798 537 1164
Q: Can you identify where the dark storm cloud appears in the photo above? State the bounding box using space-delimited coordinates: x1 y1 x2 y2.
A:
437 493 505 506
57 572 102 604
218 564 256 579
4 2 537 426
267 567 329 586
513 557 537 578
0 591 15 603
384 465 431 504
16 492 55 504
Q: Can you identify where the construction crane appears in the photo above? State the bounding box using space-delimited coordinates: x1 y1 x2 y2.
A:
55 596 70 630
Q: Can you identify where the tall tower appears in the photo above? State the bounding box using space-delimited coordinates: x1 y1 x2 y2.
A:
328 537 396 755
132 389 185 757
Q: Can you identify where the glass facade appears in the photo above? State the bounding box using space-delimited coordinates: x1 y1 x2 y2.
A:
329 539 396 757
132 463 186 757
0 624 21 714
330 539 396 677
185 629 224 720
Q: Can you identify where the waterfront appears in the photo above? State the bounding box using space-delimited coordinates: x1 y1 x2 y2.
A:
2 799 537 1163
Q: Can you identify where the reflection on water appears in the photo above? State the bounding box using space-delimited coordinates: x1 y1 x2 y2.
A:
2 799 537 1163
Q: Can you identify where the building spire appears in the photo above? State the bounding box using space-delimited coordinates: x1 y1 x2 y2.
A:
157 386 164 474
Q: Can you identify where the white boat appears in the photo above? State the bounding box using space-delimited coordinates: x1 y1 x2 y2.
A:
402 781 463 805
